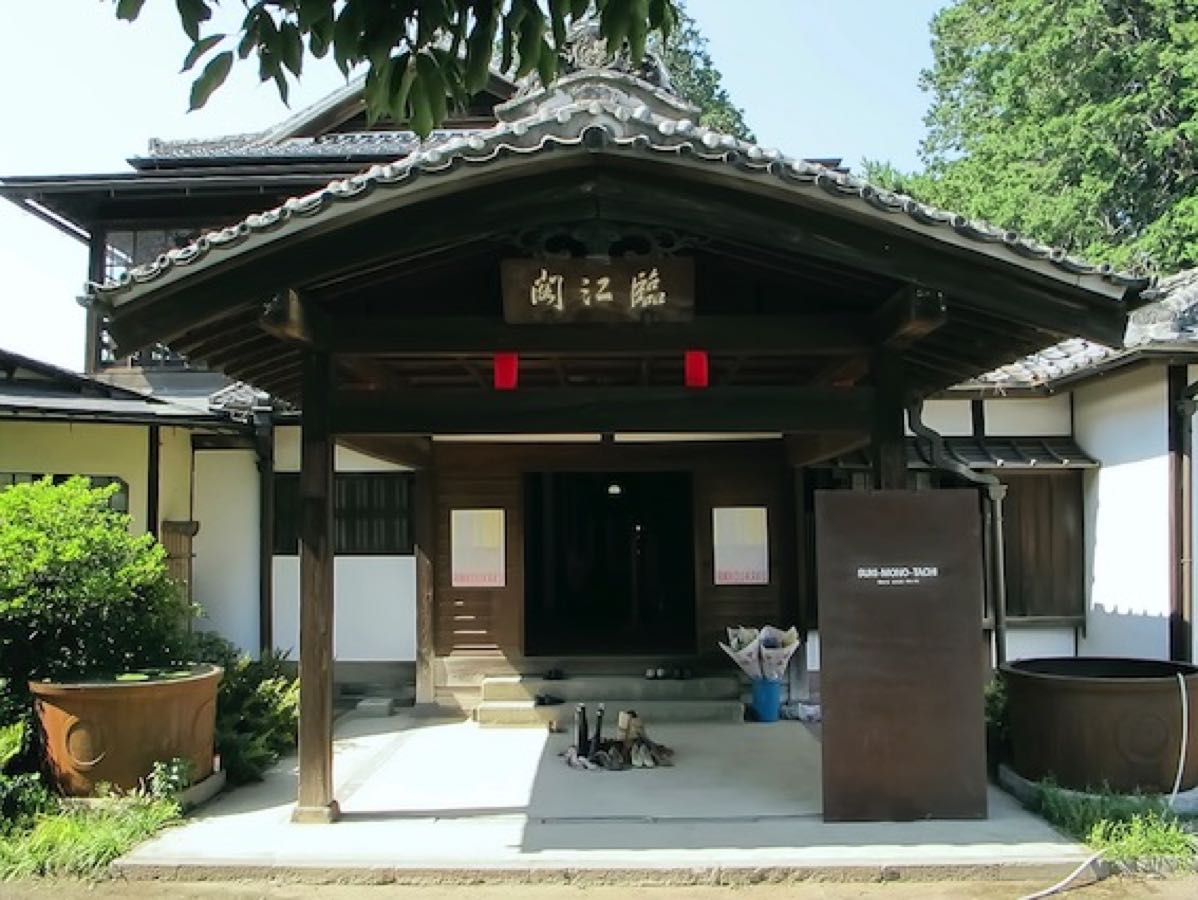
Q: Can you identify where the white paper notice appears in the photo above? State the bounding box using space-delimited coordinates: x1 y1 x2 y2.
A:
451 509 505 587
713 506 769 585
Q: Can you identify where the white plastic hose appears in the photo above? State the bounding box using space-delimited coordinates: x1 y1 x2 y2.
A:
1169 671 1190 809
1017 850 1105 900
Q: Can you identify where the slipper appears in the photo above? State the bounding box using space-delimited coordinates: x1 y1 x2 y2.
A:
535 693 564 706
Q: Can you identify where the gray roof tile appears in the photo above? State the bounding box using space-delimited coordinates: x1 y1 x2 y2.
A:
971 268 1198 389
87 34 1148 309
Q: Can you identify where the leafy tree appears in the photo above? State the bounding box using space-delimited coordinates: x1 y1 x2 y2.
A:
112 0 678 137
865 0 1198 274
653 2 753 140
0 478 193 703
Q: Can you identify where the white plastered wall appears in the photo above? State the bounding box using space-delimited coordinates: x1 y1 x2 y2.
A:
1075 365 1171 659
0 420 151 533
157 426 193 527
272 426 418 662
984 394 1072 436
192 449 261 654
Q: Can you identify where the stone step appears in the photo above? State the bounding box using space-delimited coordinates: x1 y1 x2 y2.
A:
475 698 745 727
480 674 740 703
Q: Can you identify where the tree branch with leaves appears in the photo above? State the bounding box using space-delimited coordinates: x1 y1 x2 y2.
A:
113 0 678 137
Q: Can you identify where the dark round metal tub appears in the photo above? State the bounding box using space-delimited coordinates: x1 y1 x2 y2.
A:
1002 657 1198 793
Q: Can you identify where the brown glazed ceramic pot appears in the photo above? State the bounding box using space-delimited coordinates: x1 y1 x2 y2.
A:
30 664 221 796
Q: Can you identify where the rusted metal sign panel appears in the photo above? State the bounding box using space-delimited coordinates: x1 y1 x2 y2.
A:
815 489 987 821
501 258 694 324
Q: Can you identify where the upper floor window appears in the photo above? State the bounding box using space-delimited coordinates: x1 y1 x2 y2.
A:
97 228 205 369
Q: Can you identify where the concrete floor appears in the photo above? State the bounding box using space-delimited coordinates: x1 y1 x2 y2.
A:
116 712 1089 881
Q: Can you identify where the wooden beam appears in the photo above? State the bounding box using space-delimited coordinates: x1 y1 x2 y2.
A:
293 349 339 824
260 289 331 348
254 411 275 656
413 469 436 705
329 316 869 357
330 385 873 435
875 286 948 349
785 432 870 467
871 350 907 490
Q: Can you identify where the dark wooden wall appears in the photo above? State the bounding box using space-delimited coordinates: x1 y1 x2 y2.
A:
1000 471 1084 619
433 454 524 656
431 441 792 660
693 466 788 654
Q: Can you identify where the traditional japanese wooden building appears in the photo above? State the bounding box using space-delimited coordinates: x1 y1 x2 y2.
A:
6 28 1157 822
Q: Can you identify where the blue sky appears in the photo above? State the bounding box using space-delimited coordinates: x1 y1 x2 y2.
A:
0 1 946 370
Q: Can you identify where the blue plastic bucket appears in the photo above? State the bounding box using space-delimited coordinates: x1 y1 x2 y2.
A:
751 678 783 722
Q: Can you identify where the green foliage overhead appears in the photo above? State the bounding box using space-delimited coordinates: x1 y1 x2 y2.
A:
865 0 1198 275
0 477 193 705
113 0 679 137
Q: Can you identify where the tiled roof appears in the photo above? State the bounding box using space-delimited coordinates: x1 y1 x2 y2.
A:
971 268 1198 390
87 28 1148 310
0 347 233 424
142 130 470 162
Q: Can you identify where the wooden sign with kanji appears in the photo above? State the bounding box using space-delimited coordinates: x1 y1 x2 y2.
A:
501 258 695 324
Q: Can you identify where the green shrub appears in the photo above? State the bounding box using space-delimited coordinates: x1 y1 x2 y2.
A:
0 722 52 831
1033 781 1196 862
0 797 179 880
187 632 300 785
0 678 23 728
1034 780 1165 840
1087 811 1198 863
984 675 1009 743
0 478 194 710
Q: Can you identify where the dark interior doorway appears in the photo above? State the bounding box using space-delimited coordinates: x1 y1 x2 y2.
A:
524 471 696 656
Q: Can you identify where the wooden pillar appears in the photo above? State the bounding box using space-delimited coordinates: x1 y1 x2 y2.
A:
413 468 437 705
293 349 339 824
871 350 907 490
254 405 275 656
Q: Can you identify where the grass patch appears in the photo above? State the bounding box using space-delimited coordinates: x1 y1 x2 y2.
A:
1087 812 1198 863
1033 780 1197 864
0 798 179 880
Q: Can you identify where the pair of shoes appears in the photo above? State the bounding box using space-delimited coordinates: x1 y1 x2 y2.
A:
535 693 564 706
544 668 565 680
644 667 668 680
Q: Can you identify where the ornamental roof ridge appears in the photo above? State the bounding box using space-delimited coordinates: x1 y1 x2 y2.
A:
86 72 1152 311
496 17 698 123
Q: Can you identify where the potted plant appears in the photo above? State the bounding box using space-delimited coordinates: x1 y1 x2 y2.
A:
0 477 220 796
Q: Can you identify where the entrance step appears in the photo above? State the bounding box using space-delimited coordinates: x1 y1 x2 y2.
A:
480 674 740 703
476 674 744 726
476 698 744 727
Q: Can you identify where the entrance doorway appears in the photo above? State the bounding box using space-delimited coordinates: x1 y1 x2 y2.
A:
524 471 696 656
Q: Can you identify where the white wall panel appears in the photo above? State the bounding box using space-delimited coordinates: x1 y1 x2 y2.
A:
193 449 261 655
984 394 1072 436
1075 366 1170 659
1006 628 1075 662
272 556 417 661
906 398 972 436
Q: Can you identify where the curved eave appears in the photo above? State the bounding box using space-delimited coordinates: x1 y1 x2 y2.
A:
95 128 1141 352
